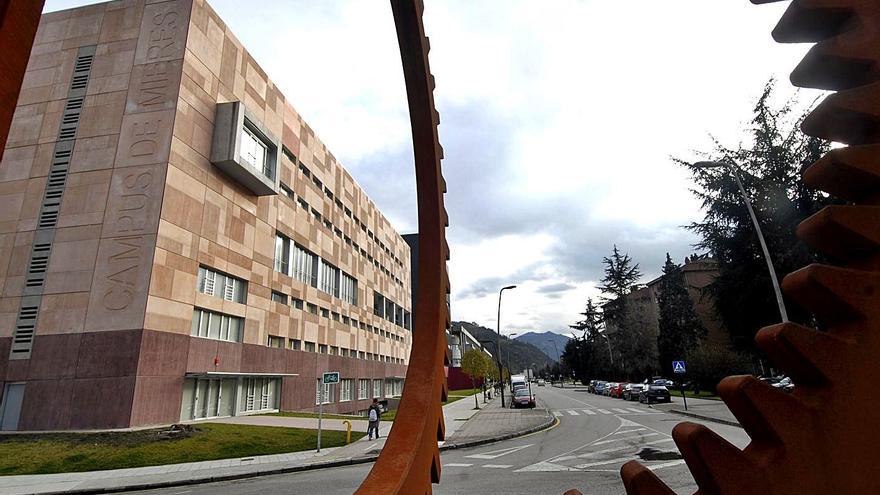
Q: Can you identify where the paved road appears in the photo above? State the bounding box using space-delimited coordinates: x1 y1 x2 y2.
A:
126 386 749 495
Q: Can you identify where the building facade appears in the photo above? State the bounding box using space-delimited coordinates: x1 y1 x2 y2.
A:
0 0 412 431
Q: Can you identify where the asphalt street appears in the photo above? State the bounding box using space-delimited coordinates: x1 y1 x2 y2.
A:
125 385 749 495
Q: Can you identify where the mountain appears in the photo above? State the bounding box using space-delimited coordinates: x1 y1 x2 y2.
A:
515 331 571 362
454 321 553 374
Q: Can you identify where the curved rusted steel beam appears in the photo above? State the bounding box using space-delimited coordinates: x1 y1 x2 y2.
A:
611 1 880 494
355 0 449 493
0 0 45 158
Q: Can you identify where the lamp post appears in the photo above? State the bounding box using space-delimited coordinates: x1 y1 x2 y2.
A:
547 339 561 387
694 161 789 323
599 332 614 366
496 285 516 407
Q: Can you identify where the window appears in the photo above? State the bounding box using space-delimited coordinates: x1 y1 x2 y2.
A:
271 291 288 305
305 341 315 352
373 291 384 317
340 273 357 305
198 266 247 303
191 308 243 342
240 124 270 178
281 145 297 164
318 344 328 354
316 379 334 405
358 379 369 400
292 298 304 310
280 182 295 200
404 311 411 331
340 379 353 402
290 339 301 350
331 312 340 322
373 379 382 398
320 307 329 318
318 260 340 296
385 380 393 398
306 303 318 315
274 234 290 275
330 346 338 355
358 351 366 359
297 197 309 210
299 163 310 178
385 300 395 323
267 335 284 348
292 244 317 286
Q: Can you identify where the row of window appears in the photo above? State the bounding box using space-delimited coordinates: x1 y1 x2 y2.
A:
274 233 358 305
316 378 404 405
268 334 404 363
373 291 411 330
269 290 406 343
191 308 243 342
280 146 406 277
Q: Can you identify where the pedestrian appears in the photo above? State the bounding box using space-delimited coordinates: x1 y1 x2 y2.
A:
367 398 381 440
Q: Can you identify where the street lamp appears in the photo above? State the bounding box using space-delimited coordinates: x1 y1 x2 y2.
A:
599 331 614 366
693 161 789 323
547 339 561 387
496 285 516 408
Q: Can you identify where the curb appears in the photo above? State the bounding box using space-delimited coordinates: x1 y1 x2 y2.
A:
29 410 557 495
667 409 742 428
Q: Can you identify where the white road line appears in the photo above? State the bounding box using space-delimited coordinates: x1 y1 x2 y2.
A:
612 408 632 414
612 428 646 435
466 444 534 460
574 456 636 469
582 409 595 415
445 463 473 467
567 410 580 416
483 464 513 469
627 408 644 413
363 443 378 451
553 411 563 417
596 409 611 414
593 433 661 446
647 460 687 471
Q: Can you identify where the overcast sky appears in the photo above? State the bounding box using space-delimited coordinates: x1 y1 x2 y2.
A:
47 1 822 337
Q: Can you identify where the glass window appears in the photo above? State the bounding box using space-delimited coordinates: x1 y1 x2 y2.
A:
267 335 284 348
318 344 328 354
198 266 246 303
191 308 243 343
271 291 288 305
240 124 270 178
358 379 369 399
340 379 353 402
304 341 315 352
292 298 304 310
373 379 382 398
290 339 301 350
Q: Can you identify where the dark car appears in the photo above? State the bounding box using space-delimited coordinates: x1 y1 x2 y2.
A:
594 381 607 395
639 385 671 404
623 383 644 401
512 388 536 408
588 380 597 393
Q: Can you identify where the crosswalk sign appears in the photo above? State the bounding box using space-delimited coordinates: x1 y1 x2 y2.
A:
673 361 686 374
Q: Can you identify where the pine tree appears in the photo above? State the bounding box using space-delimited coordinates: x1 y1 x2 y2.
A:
656 253 706 376
597 245 642 301
680 79 836 354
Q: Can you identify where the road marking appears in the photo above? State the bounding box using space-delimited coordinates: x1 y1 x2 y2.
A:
593 433 661 445
515 461 580 472
363 443 377 451
582 409 595 415
612 428 646 435
574 456 636 469
648 460 687 471
596 409 611 414
567 410 580 416
627 408 644 413
445 463 473 467
466 443 533 460
612 408 631 414
553 411 563 417
483 464 513 469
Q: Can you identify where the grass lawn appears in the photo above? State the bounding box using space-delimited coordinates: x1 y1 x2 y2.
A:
0 423 364 476
670 390 721 400
443 388 481 405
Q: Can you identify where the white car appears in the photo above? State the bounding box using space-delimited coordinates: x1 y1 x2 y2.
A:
537 379 546 386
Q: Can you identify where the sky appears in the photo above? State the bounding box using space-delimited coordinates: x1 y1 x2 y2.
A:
46 0 824 338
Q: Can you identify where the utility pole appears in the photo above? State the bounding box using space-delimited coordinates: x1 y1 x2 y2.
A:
496 285 516 407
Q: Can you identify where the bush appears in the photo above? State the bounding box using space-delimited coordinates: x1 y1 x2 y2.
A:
687 343 752 393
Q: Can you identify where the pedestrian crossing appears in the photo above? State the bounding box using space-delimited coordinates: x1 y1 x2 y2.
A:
552 407 657 417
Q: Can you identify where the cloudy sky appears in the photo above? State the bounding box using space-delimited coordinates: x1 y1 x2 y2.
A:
47 0 823 337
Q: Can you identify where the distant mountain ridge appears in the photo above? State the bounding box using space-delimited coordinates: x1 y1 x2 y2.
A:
454 321 553 374
515 331 571 362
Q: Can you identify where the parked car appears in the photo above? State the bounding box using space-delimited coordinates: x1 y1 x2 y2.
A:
610 382 627 398
639 384 671 404
762 376 795 393
512 388 536 408
623 383 644 401
604 382 618 396
588 380 597 393
537 379 546 387
653 378 674 387
594 381 607 395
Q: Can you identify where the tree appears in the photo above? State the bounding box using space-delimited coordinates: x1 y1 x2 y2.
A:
596 246 655 379
656 253 706 376
567 299 611 382
460 349 489 409
680 80 836 356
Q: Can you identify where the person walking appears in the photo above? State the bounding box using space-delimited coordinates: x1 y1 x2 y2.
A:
367 398 381 440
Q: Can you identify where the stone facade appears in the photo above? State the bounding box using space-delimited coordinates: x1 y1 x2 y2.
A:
0 0 411 431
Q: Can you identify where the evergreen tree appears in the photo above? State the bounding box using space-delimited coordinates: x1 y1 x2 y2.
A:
567 299 609 382
656 253 706 376
680 80 836 354
597 245 642 301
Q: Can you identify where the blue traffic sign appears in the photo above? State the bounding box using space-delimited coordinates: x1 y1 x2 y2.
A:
672 361 686 374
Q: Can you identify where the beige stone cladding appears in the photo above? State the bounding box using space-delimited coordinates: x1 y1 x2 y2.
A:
148 0 412 405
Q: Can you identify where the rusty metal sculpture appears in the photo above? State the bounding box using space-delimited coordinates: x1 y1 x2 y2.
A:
609 1 880 494
355 0 450 493
0 0 45 157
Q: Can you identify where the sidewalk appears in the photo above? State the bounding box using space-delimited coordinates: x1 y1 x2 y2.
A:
653 396 740 427
0 393 553 495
